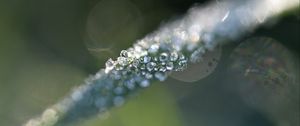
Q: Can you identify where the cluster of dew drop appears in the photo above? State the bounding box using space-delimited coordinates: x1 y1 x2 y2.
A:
101 28 210 107
103 44 188 105
51 25 211 124
100 22 217 108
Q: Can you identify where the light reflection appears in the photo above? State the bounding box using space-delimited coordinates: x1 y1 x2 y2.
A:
228 37 300 125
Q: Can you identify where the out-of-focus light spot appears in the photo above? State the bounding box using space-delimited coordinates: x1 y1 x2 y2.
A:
170 46 222 82
85 0 143 60
228 37 299 125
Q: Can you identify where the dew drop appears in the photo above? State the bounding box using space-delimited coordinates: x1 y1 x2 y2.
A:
117 57 128 66
71 90 83 102
159 67 167 72
111 70 122 80
148 44 159 54
125 79 135 90
120 50 128 57
145 72 153 79
113 96 125 107
159 53 169 62
105 58 115 73
153 57 159 62
146 62 156 71
139 80 150 87
177 60 188 71
140 64 146 70
170 52 179 61
143 56 151 63
155 72 167 81
132 59 139 68
166 62 174 70
114 86 125 95
95 97 107 108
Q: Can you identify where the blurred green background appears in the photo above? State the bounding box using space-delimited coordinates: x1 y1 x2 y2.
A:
0 0 299 126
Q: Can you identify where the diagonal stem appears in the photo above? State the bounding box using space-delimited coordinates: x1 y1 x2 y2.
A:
24 0 299 126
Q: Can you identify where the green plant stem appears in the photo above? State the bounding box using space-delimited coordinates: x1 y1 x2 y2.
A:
24 0 299 126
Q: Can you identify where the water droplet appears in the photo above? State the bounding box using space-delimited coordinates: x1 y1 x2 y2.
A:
179 54 186 60
113 96 125 107
104 80 114 90
141 71 146 75
115 65 124 71
134 74 143 82
148 44 159 54
127 50 135 58
95 97 107 108
140 50 148 57
134 44 143 52
71 90 83 102
159 53 169 62
117 57 128 66
155 72 167 81
125 79 135 90
114 86 125 95
166 62 174 70
146 62 156 71
177 60 187 71
111 70 121 80
153 57 159 62
145 72 153 79
132 59 139 68
139 80 150 87
170 52 179 61
143 56 151 63
120 50 128 57
105 58 115 73
121 70 128 76
140 64 146 70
